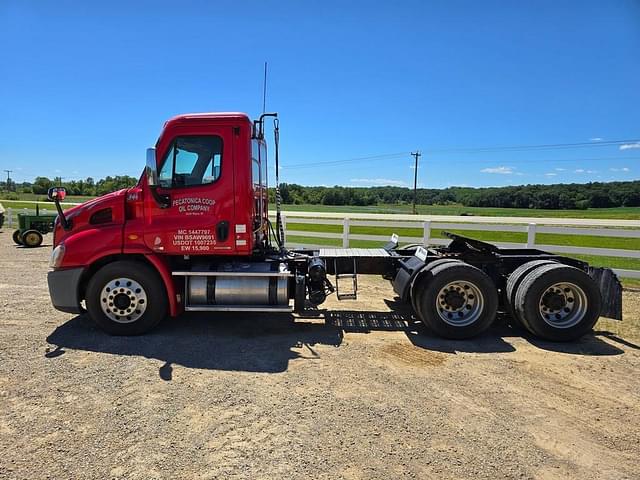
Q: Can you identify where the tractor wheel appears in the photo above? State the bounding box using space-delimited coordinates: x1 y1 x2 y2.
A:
22 230 43 248
514 263 602 342
12 230 23 245
86 260 167 335
415 262 498 339
505 260 557 328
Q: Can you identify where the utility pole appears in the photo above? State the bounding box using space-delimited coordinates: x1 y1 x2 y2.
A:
3 170 12 192
411 151 421 214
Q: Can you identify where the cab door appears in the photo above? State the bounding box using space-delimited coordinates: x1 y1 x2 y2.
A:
143 127 237 255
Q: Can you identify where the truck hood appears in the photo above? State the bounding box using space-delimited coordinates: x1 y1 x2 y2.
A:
54 189 128 246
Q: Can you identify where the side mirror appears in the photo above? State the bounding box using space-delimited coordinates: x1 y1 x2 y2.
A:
146 148 158 187
47 187 67 202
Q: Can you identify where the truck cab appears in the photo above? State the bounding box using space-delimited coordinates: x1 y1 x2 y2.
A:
48 112 279 333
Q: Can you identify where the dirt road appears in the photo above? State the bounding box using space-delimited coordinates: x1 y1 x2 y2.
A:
0 230 639 479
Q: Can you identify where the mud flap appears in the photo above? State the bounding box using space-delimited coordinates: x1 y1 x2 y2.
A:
588 267 623 320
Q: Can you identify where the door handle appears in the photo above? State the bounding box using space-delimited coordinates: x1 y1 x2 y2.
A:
216 221 230 242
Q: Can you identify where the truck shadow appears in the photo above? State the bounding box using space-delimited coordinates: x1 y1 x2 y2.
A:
46 313 344 379
46 308 623 380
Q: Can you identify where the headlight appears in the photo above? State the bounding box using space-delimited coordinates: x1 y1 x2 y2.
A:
49 243 66 269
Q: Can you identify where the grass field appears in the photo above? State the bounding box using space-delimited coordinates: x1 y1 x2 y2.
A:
284 218 640 286
2 196 639 220
278 203 640 220
0 196 92 211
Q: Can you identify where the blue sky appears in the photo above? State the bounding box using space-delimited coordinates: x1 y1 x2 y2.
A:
1 0 639 188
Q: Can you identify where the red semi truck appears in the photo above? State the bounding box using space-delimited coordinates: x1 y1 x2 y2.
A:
46 112 622 341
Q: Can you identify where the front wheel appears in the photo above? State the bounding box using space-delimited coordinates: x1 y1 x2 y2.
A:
12 229 23 245
86 261 168 335
415 262 498 339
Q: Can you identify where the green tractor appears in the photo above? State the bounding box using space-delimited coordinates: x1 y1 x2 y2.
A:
13 204 57 248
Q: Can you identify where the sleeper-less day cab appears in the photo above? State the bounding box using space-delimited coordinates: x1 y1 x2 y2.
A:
47 112 622 340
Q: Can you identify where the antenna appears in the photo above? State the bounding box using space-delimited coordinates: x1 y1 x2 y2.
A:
262 61 268 113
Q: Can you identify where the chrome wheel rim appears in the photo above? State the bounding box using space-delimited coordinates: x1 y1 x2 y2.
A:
538 282 588 329
435 281 484 327
99 277 148 324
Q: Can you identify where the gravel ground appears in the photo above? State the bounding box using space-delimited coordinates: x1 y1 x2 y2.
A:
0 229 639 480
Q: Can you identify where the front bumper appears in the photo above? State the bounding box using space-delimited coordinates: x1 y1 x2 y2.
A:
48 267 85 314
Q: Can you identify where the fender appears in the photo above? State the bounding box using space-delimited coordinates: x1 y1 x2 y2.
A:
144 254 182 317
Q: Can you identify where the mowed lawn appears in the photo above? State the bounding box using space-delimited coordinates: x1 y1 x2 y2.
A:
285 221 640 284
278 203 640 220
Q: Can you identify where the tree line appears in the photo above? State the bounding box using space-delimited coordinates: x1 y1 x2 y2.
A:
274 180 640 209
1 175 139 197
1 175 638 210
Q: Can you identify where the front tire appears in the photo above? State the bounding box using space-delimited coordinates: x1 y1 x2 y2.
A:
86 261 168 335
514 264 602 341
416 262 498 339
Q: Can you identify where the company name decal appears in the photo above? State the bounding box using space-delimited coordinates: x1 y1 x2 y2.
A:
172 197 216 214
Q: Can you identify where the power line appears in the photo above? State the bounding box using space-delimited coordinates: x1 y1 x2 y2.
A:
282 152 409 169
280 139 640 170
424 155 640 166
424 139 640 154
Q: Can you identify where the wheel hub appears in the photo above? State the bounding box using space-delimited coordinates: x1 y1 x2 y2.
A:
113 293 132 310
444 291 465 309
99 277 148 324
435 281 484 327
541 291 566 311
538 282 587 329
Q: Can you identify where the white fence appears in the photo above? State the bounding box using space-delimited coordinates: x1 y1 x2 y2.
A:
3 207 638 278
274 212 640 279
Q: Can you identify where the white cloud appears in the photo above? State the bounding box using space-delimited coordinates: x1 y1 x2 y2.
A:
555 167 566 171
590 137 603 142
619 142 640 150
610 167 630 172
575 169 597 174
480 166 515 174
350 178 408 186
544 172 557 177
574 169 585 173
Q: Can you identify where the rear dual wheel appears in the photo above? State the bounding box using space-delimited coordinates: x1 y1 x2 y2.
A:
506 260 557 328
412 262 498 339
512 264 601 341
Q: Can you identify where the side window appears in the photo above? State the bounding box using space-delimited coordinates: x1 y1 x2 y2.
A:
259 142 267 187
251 139 268 187
158 135 222 188
251 139 260 186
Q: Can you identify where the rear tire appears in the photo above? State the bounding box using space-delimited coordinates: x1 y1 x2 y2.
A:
22 229 43 247
514 264 601 341
416 262 498 339
86 261 168 335
506 260 557 328
12 229 23 245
